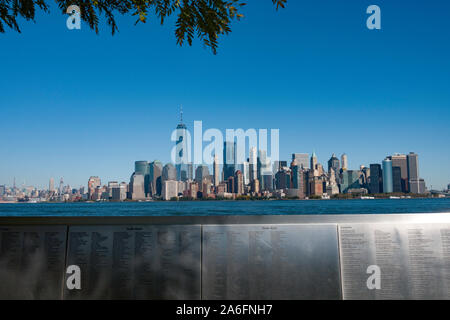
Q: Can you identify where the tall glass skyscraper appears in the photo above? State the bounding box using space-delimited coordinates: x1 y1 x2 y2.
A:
175 106 190 181
223 141 236 180
135 161 150 196
382 158 393 193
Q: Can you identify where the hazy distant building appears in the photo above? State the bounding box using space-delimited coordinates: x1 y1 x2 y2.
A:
242 161 250 185
369 164 383 194
213 154 220 187
195 165 210 184
382 158 393 193
341 153 348 171
292 153 309 170
328 153 340 182
49 178 54 192
0 185 5 196
88 176 101 200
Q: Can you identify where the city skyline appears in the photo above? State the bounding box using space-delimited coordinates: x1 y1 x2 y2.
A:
1 1 450 189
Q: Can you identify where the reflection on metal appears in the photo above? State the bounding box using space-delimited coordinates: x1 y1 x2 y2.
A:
2 214 450 300
339 223 450 299
0 226 67 300
202 224 341 300
64 225 201 300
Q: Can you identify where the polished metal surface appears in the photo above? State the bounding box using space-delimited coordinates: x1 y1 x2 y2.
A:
0 226 67 300
339 223 450 299
202 224 341 300
2 213 450 226
64 225 201 300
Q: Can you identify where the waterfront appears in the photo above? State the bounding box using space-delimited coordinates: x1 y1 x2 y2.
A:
0 198 449 217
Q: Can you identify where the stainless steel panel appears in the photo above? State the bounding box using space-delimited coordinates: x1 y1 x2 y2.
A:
0 226 67 300
64 225 201 300
202 224 341 300
339 223 450 299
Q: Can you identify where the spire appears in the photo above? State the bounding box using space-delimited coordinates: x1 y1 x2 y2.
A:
180 105 183 124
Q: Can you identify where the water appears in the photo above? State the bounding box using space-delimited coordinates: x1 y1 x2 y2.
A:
0 198 449 217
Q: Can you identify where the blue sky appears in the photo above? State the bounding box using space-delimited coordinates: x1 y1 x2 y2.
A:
1 0 449 190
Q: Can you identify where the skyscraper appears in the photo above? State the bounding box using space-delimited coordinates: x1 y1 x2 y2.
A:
149 160 163 196
327 153 340 173
162 163 177 182
213 154 220 187
195 165 210 183
391 154 408 192
382 158 393 193
49 177 54 192
392 167 402 193
59 177 64 194
223 141 236 180
292 153 309 169
341 153 348 171
174 106 190 181
407 152 421 193
129 173 146 200
310 151 318 171
249 147 258 182
369 164 383 194
88 176 101 200
135 161 150 196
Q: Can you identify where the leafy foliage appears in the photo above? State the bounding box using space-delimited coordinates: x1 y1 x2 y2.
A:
0 0 287 53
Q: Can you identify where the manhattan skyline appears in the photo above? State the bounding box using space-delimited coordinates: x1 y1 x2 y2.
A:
1 0 449 189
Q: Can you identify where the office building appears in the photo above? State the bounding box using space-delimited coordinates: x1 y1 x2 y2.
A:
149 160 163 196
223 141 236 180
341 170 361 194
162 180 178 200
213 154 220 187
341 153 348 171
135 161 150 196
391 154 408 192
129 173 146 200
292 153 309 170
382 158 393 193
392 167 402 193
249 147 258 182
162 163 177 182
369 164 383 194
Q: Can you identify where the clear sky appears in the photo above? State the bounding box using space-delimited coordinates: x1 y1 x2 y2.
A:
1 0 449 190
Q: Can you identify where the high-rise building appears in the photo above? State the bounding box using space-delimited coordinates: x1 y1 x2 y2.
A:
162 180 178 200
59 178 64 194
234 170 244 195
135 161 150 196
0 185 5 196
223 141 236 180
49 178 54 192
195 165 210 183
88 176 101 200
382 158 393 193
107 181 119 198
341 153 348 171
310 152 318 172
392 167 402 193
213 154 220 187
174 106 190 181
292 153 309 169
243 161 250 186
328 153 340 172
340 170 361 193
407 152 422 193
390 154 408 192
162 163 177 182
369 164 383 194
149 160 163 196
249 147 258 182
129 173 146 200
